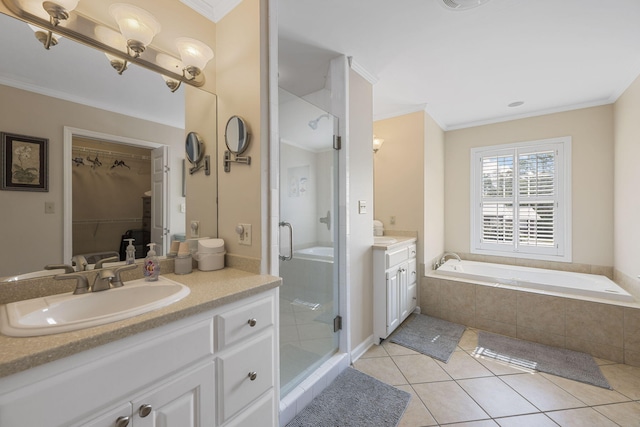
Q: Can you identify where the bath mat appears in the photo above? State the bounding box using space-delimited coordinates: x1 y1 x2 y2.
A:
389 314 466 363
477 331 611 389
286 367 410 427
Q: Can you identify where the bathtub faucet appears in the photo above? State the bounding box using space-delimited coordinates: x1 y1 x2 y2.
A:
435 252 461 269
319 210 331 230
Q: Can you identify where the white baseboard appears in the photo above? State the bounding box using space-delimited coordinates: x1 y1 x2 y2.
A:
350 335 375 363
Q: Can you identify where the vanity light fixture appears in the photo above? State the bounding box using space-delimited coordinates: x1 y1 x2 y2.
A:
26 0 78 49
176 37 214 80
42 0 79 25
373 136 384 153
3 0 212 90
94 26 129 74
156 53 184 92
28 23 60 49
109 3 161 58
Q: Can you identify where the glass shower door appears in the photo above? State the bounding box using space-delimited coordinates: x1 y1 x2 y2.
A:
278 88 340 397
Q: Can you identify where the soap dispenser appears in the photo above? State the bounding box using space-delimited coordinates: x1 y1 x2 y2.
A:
143 243 160 281
125 238 136 264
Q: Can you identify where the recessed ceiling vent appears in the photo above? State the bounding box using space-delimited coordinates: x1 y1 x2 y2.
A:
441 0 492 11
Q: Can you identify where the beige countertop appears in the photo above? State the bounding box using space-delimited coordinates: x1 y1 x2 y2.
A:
0 268 281 378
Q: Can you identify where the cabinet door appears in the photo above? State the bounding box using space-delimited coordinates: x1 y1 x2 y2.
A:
72 403 132 427
132 362 215 427
399 262 409 320
386 269 400 335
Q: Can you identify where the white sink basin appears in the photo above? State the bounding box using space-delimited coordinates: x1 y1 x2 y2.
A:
374 236 398 245
0 277 190 337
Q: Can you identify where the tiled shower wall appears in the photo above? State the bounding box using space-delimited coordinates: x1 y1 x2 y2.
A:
421 275 640 368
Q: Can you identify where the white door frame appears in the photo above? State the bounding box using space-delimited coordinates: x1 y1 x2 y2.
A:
63 126 168 264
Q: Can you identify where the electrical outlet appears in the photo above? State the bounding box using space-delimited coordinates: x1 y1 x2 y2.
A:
44 202 55 214
190 220 200 238
390 215 396 225
238 223 252 245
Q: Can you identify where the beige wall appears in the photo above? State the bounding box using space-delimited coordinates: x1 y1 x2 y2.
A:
214 0 265 269
0 85 183 277
613 74 640 296
347 69 375 351
444 105 615 268
373 112 424 238
373 111 445 270
423 112 445 268
185 86 218 241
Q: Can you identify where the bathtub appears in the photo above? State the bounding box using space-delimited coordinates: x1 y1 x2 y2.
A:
294 246 334 262
436 259 634 303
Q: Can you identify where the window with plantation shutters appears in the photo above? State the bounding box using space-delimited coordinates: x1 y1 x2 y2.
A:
470 137 571 262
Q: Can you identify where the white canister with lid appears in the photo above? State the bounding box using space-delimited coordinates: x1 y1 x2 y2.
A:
197 238 225 271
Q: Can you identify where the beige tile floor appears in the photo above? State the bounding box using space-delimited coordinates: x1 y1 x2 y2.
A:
354 328 640 427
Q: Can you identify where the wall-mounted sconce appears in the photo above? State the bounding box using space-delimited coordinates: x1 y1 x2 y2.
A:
224 116 251 173
373 136 384 153
3 0 213 91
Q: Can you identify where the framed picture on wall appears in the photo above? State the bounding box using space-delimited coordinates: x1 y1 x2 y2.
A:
1 132 49 192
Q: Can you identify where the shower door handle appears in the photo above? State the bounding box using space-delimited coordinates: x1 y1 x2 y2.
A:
279 221 293 261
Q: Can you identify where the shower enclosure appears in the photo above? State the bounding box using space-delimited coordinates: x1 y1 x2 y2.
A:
278 88 340 397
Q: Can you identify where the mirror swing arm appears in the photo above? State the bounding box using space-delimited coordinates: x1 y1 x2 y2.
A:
223 116 251 173
223 151 251 173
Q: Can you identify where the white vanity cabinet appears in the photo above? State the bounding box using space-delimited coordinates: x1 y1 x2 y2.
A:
0 288 278 427
373 239 417 343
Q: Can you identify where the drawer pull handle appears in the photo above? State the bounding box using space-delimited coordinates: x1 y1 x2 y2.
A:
139 404 153 418
248 371 258 381
115 416 131 427
248 318 257 327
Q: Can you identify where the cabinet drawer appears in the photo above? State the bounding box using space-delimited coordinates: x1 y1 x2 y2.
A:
224 391 275 427
386 247 408 268
408 282 417 312
408 244 417 259
408 258 417 285
216 295 274 350
218 333 274 423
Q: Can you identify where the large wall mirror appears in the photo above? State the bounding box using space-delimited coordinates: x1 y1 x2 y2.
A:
0 11 217 280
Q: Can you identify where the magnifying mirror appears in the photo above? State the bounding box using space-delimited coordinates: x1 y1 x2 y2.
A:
185 131 210 175
224 116 250 154
185 132 203 164
223 116 251 172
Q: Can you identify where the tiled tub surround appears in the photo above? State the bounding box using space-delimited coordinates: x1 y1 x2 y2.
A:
421 274 640 367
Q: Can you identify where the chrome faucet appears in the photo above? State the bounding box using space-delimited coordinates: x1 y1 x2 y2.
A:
435 252 461 269
72 255 88 272
92 269 115 292
54 264 137 294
